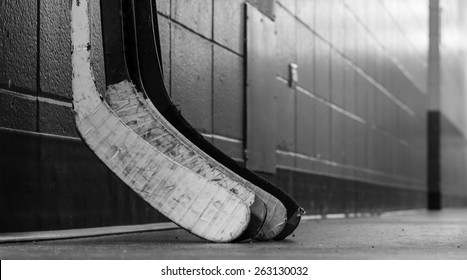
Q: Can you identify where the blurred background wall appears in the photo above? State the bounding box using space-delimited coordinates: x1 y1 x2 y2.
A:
436 0 467 207
0 0 466 233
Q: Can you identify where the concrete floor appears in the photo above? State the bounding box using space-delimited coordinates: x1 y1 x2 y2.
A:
1 209 466 259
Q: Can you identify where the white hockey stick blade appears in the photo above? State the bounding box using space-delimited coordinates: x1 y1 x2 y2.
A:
71 0 251 242
105 81 287 240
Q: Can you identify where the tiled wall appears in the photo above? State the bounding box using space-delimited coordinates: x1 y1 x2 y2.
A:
0 0 105 137
156 0 429 202
273 0 428 191
1 0 466 231
156 0 246 162
0 1 165 232
438 0 467 205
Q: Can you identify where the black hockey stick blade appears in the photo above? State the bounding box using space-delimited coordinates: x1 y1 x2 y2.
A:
132 0 303 240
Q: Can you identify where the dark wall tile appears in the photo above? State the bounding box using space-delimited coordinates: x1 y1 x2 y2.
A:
0 0 37 93
172 0 212 39
296 92 314 159
275 167 427 215
296 24 314 94
354 121 367 169
314 100 331 162
275 81 295 153
40 0 72 99
330 110 345 168
213 0 244 54
0 129 166 232
275 5 296 79
344 117 356 178
171 25 212 133
38 100 77 137
213 45 244 139
344 62 356 114
0 91 36 132
314 39 331 100
212 138 244 162
39 0 105 99
331 52 345 107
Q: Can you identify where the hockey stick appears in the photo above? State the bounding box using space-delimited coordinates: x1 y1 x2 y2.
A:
99 0 269 241
104 0 286 240
101 0 272 241
130 0 303 240
71 0 255 242
114 0 287 240
101 0 269 241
